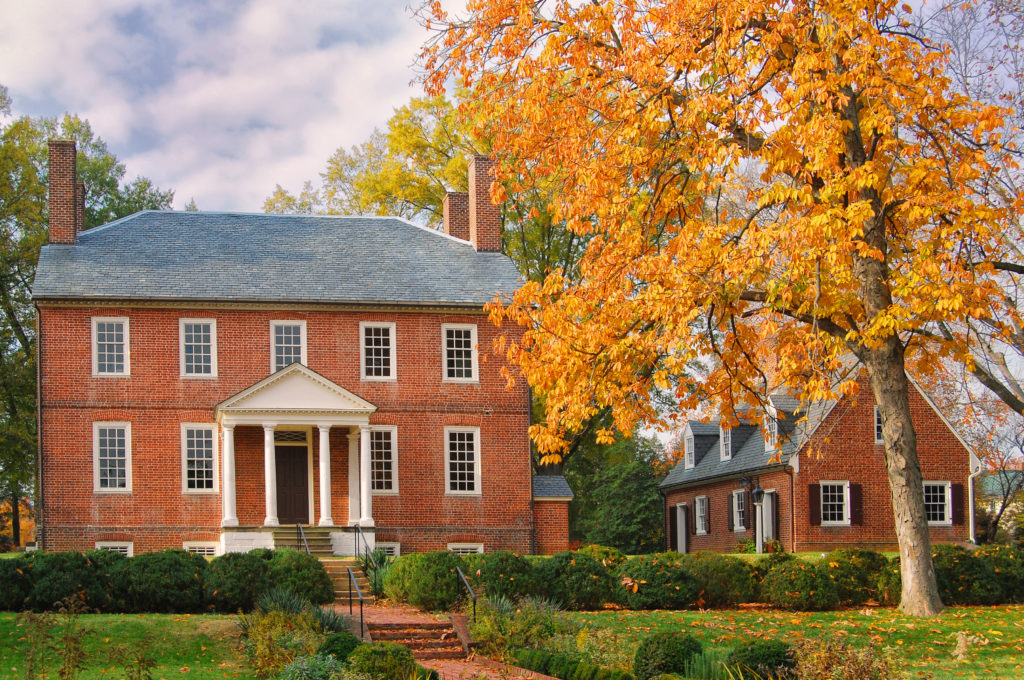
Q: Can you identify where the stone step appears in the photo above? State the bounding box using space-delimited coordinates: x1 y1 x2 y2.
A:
413 649 466 660
367 622 465 660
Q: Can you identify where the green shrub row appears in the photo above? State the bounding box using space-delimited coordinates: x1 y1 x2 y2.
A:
385 543 1024 612
0 547 332 613
514 648 635 680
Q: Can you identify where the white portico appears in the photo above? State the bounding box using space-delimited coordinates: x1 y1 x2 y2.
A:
215 363 378 545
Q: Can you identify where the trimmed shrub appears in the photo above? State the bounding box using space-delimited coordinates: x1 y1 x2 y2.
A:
26 551 97 611
347 641 419 679
824 548 888 605
793 638 903 680
469 550 536 600
726 639 795 678
267 550 333 605
206 551 272 612
976 544 1024 603
0 555 32 611
931 543 1003 605
575 545 626 571
383 552 429 604
633 632 702 680
470 595 577 658
760 560 839 611
318 631 363 661
393 550 465 611
615 554 697 610
534 551 614 610
278 653 344 680
128 549 207 613
677 552 757 607
875 558 901 606
239 609 324 679
512 648 634 680
83 549 131 612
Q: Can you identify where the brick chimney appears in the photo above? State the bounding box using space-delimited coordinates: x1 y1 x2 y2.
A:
48 140 79 244
442 191 470 241
468 155 501 252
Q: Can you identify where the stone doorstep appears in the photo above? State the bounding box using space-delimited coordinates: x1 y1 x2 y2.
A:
367 621 465 660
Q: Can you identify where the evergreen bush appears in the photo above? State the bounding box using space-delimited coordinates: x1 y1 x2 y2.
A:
575 544 626 571
278 653 345 680
824 548 888 605
397 550 465 611
677 552 758 607
975 544 1024 603
726 639 795 678
317 631 363 661
470 550 536 600
205 551 272 612
347 641 419 678
875 558 902 606
632 631 702 680
760 560 839 611
0 555 32 611
382 552 428 603
128 549 207 613
83 549 131 612
931 543 1003 605
27 551 99 611
615 553 697 610
535 551 614 610
267 549 333 605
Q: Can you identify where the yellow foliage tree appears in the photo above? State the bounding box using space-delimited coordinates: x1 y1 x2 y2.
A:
421 0 1023 616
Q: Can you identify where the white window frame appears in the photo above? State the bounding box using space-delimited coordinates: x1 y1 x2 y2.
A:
360 321 397 381
695 495 709 535
444 426 482 496
873 406 884 444
369 425 399 495
95 541 133 557
684 432 695 469
820 480 851 526
441 323 478 383
270 320 307 372
720 426 732 461
447 542 484 554
91 317 130 377
923 481 953 526
181 424 219 494
183 541 221 557
93 422 132 493
764 408 778 452
375 542 401 557
179 318 218 378
732 489 747 531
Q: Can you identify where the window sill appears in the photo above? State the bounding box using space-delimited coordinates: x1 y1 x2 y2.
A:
181 374 218 380
371 490 399 496
361 376 397 382
820 521 851 527
94 489 132 494
93 373 130 378
445 491 483 497
182 489 218 495
927 520 953 527
443 378 479 385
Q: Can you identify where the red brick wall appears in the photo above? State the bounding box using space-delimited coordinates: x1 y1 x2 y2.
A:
37 304 535 554
533 500 570 555
468 156 502 252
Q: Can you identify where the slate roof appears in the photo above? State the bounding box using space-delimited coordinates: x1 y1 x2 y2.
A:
533 475 574 499
32 211 522 306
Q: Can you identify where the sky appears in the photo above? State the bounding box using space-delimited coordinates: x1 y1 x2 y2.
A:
0 0 442 212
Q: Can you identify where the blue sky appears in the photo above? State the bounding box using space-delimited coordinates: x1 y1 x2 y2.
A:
0 1 440 211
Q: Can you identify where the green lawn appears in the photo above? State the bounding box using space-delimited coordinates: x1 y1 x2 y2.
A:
567 605 1024 679
0 612 255 679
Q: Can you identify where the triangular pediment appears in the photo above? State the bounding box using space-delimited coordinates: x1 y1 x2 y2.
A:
217 363 377 415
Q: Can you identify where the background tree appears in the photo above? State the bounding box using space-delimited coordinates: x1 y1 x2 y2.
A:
421 0 1022 616
0 89 173 546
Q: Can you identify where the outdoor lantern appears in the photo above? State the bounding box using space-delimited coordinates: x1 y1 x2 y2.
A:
751 482 765 506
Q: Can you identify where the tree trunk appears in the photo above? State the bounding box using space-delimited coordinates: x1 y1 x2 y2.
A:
864 342 944 617
10 489 20 546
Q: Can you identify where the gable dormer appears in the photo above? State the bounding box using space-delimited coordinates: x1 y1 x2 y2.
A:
683 423 695 469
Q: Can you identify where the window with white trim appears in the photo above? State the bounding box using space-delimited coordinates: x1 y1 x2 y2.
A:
442 324 477 381
820 481 851 526
94 422 131 493
445 426 481 495
764 409 778 451
92 317 129 376
874 406 884 444
720 426 732 461
361 322 396 380
732 490 747 531
375 542 401 557
923 481 952 525
447 543 484 555
684 432 695 469
695 496 709 535
270 320 307 372
180 319 217 377
183 542 219 557
370 427 398 494
182 424 218 493
95 541 133 557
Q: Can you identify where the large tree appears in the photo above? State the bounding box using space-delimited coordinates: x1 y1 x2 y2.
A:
0 90 173 545
420 0 1022 616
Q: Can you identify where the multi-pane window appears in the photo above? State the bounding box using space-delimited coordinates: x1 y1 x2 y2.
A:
182 425 216 492
695 496 709 535
446 427 480 494
92 317 129 376
764 410 778 451
180 319 217 377
923 482 951 524
874 406 884 443
94 422 130 492
271 321 306 371
720 427 732 461
361 323 395 380
820 481 850 525
442 324 477 381
732 490 747 531
370 428 397 493
684 433 695 469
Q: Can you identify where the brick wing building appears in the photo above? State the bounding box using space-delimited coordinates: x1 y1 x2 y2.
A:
660 375 980 553
33 140 571 557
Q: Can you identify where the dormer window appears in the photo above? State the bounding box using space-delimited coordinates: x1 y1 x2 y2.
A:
874 406 884 444
720 426 732 461
684 431 695 469
763 408 778 452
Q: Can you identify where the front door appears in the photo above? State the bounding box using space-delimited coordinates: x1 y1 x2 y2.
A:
276 446 309 524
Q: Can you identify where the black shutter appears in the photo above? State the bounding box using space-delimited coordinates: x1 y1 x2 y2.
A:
681 506 690 553
668 505 678 552
727 494 734 531
850 483 864 525
745 491 753 531
809 484 821 526
706 500 711 535
771 491 780 541
952 483 965 525
689 504 697 535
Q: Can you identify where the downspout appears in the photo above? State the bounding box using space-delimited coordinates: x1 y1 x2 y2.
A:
788 465 796 553
34 304 44 551
968 466 983 544
657 487 667 552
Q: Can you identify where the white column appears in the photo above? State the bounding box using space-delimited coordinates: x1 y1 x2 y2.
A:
359 425 374 526
221 424 238 527
317 424 333 526
755 502 764 554
348 430 360 525
263 424 279 526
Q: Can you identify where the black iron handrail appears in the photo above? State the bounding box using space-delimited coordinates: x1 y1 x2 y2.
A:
354 524 376 570
347 566 366 638
455 566 477 622
295 523 310 554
